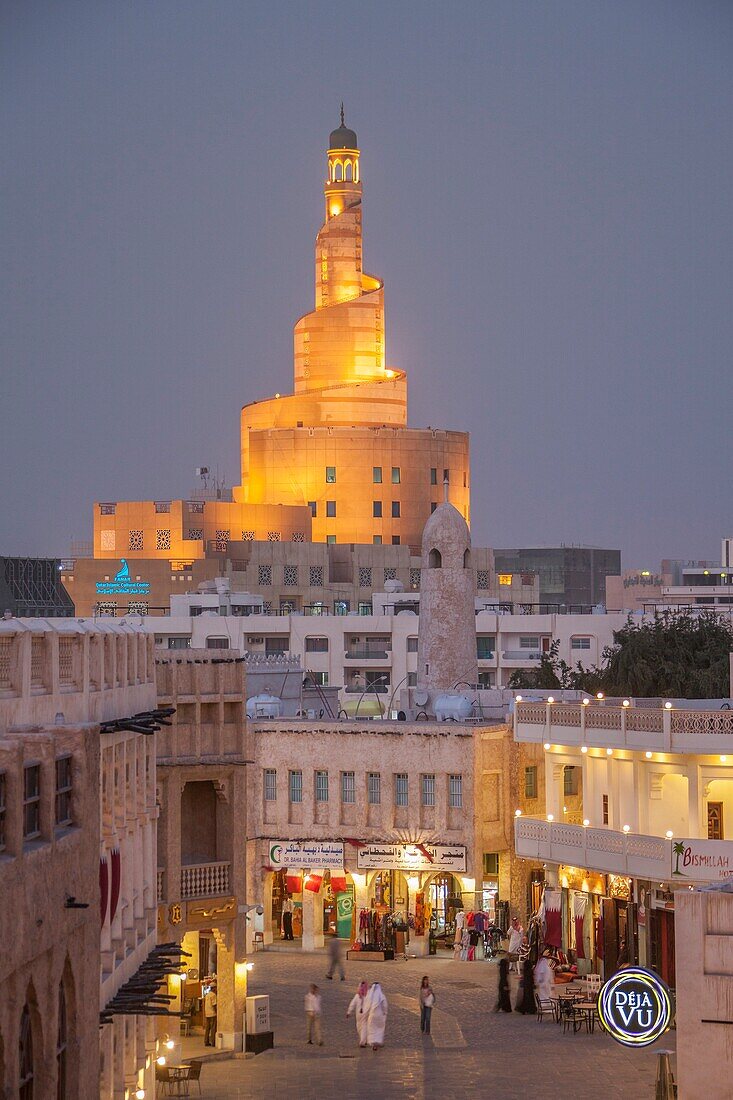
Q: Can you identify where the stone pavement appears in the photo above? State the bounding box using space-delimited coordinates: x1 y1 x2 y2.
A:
192 950 676 1099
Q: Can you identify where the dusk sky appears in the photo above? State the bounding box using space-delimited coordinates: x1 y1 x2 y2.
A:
2 1 731 567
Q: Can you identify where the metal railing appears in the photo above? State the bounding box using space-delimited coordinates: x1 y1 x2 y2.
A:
180 861 231 899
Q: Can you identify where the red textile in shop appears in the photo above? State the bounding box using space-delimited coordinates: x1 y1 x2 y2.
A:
110 848 121 923
100 857 109 927
304 873 322 893
286 873 303 893
543 889 562 948
574 915 586 958
330 874 347 893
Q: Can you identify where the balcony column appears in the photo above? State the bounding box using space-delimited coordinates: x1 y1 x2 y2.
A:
547 762 564 821
687 765 702 838
215 915 248 1050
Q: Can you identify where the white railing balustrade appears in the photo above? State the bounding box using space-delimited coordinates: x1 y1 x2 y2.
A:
180 861 231 899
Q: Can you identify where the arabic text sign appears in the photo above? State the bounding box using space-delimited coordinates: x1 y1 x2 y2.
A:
357 844 466 872
671 838 733 882
598 967 672 1048
268 840 344 870
96 581 151 595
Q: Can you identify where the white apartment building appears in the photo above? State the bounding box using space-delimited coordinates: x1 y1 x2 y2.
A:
513 696 733 987
142 588 628 707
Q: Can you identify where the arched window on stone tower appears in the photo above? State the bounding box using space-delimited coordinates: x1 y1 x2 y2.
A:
428 548 442 569
345 160 353 181
334 161 343 181
463 549 471 569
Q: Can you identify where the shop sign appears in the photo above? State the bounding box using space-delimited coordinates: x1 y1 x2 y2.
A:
598 967 673 1048
356 843 466 872
96 559 150 596
268 840 344 869
671 838 733 882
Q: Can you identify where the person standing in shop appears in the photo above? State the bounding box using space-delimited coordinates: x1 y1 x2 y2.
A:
203 981 217 1046
304 984 324 1046
364 981 388 1050
507 916 524 974
418 976 435 1034
282 896 294 940
346 980 369 1047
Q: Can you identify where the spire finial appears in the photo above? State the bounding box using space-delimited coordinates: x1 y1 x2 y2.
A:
340 101 345 127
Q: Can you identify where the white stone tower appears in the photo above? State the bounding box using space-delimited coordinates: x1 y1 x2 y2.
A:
416 490 478 693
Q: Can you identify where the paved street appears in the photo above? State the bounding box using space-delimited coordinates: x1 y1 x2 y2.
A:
188 949 676 1099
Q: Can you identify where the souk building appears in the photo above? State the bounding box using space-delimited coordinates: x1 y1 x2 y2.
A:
513 695 733 988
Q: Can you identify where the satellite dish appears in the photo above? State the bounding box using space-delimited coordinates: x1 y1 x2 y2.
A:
414 689 429 706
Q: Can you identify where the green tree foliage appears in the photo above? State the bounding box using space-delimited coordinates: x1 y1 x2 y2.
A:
508 611 733 698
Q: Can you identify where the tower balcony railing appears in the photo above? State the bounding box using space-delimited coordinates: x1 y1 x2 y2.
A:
180 860 231 900
514 817 669 881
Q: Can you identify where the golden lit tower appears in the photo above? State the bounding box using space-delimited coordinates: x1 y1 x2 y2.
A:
235 112 470 546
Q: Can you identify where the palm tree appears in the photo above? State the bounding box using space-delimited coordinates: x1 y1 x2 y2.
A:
672 841 686 876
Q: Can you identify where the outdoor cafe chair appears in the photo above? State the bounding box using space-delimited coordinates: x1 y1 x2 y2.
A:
535 993 559 1022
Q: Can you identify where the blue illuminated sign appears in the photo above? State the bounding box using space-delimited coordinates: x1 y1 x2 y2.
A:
96 559 151 596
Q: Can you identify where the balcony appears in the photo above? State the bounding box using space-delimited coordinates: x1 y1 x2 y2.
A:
344 683 389 694
514 701 733 754
515 817 669 880
180 860 231 900
501 650 542 664
345 647 390 660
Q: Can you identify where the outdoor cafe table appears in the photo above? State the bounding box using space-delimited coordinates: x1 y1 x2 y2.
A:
163 1065 191 1096
571 1001 600 1034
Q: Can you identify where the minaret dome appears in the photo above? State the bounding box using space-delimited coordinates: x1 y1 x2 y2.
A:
325 105 361 218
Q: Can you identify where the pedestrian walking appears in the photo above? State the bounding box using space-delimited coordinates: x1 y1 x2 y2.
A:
282 897 294 941
507 916 524 974
364 980 388 1050
495 957 512 1013
203 980 217 1046
418 975 435 1034
326 935 345 980
534 951 555 1001
304 984 324 1045
346 980 369 1046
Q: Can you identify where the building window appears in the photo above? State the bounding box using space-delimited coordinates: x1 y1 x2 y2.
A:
358 567 373 587
267 531 281 542
367 772 381 804
449 774 463 808
373 501 382 518
242 529 255 541
56 983 67 1100
602 794 609 825
154 501 171 513
524 766 537 800
305 636 328 653
341 771 356 804
23 764 41 840
421 774 436 807
327 535 337 544
430 468 437 485
373 536 382 545
519 636 540 649
289 770 303 804
373 467 382 484
129 530 143 551
326 467 336 483
258 565 272 586
443 468 449 482
55 756 72 827
19 1003 33 1100
564 766 580 796
0 771 6 851
391 501 400 518
309 501 317 518
188 528 203 541
410 568 420 590
309 565 323 586
326 501 336 518
430 503 437 514
392 536 400 545
292 531 305 543
407 672 417 687
315 771 329 803
264 769 277 801
391 467 400 484
476 569 491 590
205 637 229 649
407 636 418 653
571 637 591 650
168 637 191 650
100 502 116 515
395 773 408 807
708 801 724 840
284 565 298 587
127 601 148 615
309 671 329 686
483 852 500 876
384 567 397 582
477 636 495 659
